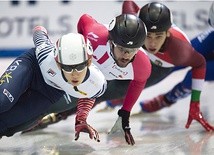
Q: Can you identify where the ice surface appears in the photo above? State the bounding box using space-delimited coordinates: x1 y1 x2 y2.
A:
0 58 214 155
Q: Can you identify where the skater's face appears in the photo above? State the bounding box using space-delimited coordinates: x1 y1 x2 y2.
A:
59 59 92 86
111 41 138 68
144 31 170 54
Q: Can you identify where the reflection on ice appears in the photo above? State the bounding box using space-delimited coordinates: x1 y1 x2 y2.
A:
0 59 214 155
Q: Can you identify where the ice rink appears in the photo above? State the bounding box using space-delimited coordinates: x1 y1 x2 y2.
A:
0 58 214 155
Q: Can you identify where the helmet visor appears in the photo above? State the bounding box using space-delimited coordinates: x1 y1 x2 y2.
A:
60 60 88 73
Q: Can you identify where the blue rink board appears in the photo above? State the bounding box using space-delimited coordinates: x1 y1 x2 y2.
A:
0 49 29 57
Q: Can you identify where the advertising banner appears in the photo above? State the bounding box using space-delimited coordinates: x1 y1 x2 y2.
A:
0 0 212 57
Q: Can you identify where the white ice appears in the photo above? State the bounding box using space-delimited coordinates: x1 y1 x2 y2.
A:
0 58 214 155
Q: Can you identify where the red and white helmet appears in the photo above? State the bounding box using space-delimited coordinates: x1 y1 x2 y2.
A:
54 33 93 65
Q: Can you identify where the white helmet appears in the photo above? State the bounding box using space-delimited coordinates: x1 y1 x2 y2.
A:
208 2 214 27
54 33 93 65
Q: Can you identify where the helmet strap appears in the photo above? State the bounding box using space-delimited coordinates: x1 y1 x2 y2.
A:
109 40 116 60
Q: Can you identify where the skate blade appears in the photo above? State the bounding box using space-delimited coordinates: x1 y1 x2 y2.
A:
96 106 115 113
131 111 160 118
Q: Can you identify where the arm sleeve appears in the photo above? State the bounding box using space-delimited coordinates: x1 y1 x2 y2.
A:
77 14 109 51
121 51 151 112
122 80 146 112
190 52 206 102
122 0 140 15
33 26 50 47
33 26 54 64
77 14 97 37
75 98 95 124
169 28 206 103
172 43 206 103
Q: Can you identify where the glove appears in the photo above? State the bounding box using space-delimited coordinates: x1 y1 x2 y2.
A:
75 121 100 142
109 109 135 145
118 109 135 145
185 102 214 131
74 98 100 142
108 116 123 133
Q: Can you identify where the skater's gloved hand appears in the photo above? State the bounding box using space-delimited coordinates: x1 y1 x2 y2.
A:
75 98 100 142
118 109 135 145
185 102 214 131
75 120 100 142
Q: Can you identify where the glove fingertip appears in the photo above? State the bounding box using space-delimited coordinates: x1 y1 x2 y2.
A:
75 133 79 141
185 124 189 129
94 137 100 142
74 136 78 141
89 135 93 139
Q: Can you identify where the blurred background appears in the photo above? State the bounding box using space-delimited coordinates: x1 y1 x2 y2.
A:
0 0 212 57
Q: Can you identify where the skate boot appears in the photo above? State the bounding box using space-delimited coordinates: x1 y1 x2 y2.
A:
22 113 67 133
140 95 174 113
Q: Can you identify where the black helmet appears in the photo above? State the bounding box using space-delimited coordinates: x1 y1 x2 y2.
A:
108 14 147 48
139 2 172 32
208 2 214 27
